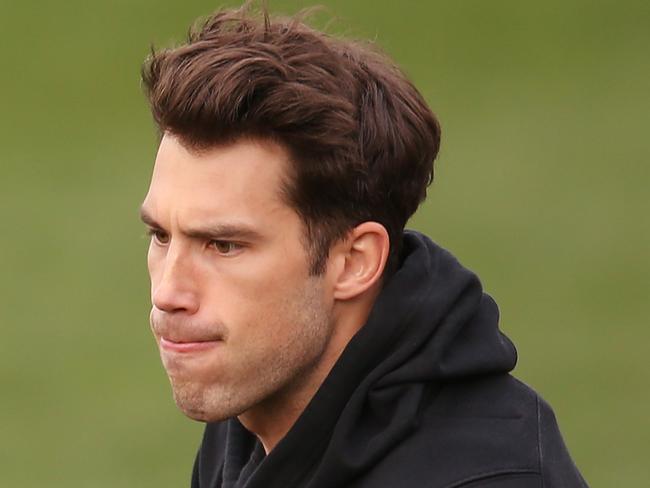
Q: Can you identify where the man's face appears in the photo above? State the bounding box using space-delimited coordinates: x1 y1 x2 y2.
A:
141 134 334 422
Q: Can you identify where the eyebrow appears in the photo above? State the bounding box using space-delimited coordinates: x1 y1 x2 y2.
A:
139 206 264 242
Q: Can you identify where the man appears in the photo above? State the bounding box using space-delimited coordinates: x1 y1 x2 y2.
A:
140 3 588 487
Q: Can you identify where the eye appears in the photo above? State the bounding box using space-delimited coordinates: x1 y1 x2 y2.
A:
210 240 243 256
147 228 170 245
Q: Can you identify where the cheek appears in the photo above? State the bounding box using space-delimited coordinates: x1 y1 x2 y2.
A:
198 237 314 330
239 270 306 321
208 266 306 337
218 245 308 302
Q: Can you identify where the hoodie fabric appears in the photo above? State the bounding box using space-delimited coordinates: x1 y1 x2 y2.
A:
192 231 588 488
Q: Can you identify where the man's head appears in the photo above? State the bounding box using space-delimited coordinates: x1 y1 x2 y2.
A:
140 3 440 433
141 3 440 276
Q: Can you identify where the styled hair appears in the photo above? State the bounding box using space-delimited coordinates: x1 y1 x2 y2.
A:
141 2 441 276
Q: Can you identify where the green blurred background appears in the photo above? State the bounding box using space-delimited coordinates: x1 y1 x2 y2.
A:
1 0 648 485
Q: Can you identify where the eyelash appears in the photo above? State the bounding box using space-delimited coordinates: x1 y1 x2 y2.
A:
146 228 169 245
209 240 243 255
146 229 243 256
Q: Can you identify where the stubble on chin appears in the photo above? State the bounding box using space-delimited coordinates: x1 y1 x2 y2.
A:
169 376 238 422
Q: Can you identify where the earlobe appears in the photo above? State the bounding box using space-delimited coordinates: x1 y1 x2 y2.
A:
332 222 390 300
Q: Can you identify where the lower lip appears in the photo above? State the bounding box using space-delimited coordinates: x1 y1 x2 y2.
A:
159 337 222 353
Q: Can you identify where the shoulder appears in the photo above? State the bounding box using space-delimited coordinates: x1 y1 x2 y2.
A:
435 375 587 487
355 375 587 487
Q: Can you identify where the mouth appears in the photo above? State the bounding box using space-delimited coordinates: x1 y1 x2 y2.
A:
159 336 223 353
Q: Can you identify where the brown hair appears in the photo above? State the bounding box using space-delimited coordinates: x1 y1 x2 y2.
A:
141 2 440 276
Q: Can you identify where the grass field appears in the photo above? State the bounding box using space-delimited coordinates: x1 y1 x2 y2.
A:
1 1 648 486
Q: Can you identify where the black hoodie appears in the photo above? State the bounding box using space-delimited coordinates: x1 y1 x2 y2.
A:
192 231 588 487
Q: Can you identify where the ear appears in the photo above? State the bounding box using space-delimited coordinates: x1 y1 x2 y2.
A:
331 222 390 301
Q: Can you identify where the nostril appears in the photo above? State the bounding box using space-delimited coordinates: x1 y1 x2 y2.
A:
154 293 196 314
152 280 199 314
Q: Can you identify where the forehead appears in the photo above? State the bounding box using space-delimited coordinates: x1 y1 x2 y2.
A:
143 135 294 223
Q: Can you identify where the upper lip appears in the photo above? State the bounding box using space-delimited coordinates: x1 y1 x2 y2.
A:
160 335 222 344
150 311 226 344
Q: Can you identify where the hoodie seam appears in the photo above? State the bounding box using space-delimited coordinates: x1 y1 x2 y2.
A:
442 468 541 488
536 394 545 488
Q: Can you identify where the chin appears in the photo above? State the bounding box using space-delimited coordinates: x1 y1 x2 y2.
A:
174 394 229 422
177 404 217 422
170 380 244 423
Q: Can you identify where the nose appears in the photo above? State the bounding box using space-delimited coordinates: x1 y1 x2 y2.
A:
151 246 200 315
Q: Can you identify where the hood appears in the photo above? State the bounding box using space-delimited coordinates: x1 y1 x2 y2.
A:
219 231 518 488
